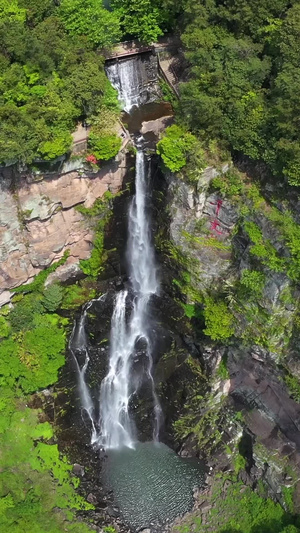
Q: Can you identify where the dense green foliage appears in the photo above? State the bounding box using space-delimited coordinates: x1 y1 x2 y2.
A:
0 275 94 532
157 124 206 179
0 401 92 532
110 0 182 43
0 0 119 166
43 283 64 312
176 475 300 532
177 0 300 186
59 0 121 47
88 131 122 161
0 300 66 393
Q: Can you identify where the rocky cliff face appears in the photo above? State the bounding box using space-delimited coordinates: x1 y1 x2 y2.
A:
158 163 300 508
0 152 128 305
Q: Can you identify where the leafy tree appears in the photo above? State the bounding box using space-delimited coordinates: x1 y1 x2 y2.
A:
88 131 121 161
156 124 199 172
0 2 121 165
178 0 300 187
59 0 121 47
111 0 165 43
18 0 55 25
0 0 26 24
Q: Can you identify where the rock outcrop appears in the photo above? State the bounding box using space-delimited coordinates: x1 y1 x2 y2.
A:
160 162 300 506
167 166 237 288
0 152 128 305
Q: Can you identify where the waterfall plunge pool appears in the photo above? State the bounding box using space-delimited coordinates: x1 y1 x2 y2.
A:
102 441 206 531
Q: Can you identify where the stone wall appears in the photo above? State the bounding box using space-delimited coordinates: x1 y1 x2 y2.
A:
0 151 128 306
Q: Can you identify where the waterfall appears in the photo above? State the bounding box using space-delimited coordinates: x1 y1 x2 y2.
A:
96 149 162 449
70 57 162 450
105 58 142 113
69 296 106 443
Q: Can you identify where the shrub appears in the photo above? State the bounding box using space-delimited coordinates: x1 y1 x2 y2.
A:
156 124 199 173
203 298 234 341
0 315 10 338
212 170 244 198
240 269 265 296
42 284 64 312
88 132 121 161
9 293 44 332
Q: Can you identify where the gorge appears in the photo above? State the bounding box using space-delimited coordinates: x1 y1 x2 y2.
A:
65 57 205 530
2 2 300 532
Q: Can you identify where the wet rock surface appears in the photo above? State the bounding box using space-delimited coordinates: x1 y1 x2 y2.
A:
52 157 208 532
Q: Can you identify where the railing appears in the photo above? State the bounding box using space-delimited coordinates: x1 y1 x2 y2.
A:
104 41 154 60
103 35 180 61
157 54 180 99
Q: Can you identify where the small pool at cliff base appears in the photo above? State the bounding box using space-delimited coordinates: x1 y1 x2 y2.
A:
102 441 206 530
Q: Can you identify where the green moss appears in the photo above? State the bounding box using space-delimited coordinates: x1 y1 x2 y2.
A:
217 357 230 380
211 169 245 200
174 475 299 533
203 297 234 341
233 453 247 474
61 283 97 310
183 230 231 251
173 384 228 453
284 373 300 402
77 191 117 279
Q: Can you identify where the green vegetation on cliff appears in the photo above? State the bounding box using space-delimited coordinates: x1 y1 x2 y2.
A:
0 271 94 532
174 475 300 533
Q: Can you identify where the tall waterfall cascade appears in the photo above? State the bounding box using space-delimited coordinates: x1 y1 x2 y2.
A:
97 149 161 449
71 62 162 450
68 56 205 529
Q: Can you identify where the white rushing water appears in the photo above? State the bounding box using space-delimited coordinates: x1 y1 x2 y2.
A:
96 149 162 449
105 58 141 112
71 58 162 449
69 296 106 443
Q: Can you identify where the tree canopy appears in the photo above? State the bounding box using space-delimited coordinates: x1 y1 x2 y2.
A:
0 0 120 166
177 0 300 186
